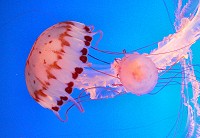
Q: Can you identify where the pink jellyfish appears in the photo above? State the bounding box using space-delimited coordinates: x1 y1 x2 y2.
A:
25 1 200 137
115 53 158 95
25 21 97 121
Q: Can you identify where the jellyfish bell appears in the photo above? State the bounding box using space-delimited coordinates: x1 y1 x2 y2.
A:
117 53 158 95
25 21 96 121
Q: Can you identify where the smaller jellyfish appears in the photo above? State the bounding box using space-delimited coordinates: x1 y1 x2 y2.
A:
116 53 158 95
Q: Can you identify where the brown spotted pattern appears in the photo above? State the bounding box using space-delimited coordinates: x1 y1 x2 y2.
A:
25 21 94 115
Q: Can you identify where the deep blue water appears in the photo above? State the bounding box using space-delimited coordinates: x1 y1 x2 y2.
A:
1 0 199 137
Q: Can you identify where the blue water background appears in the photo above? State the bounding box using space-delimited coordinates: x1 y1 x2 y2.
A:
1 0 199 137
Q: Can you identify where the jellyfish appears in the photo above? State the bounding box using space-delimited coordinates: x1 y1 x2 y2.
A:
25 21 97 121
25 0 200 137
117 53 158 95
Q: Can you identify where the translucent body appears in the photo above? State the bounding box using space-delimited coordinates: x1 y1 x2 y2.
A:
76 1 200 137
77 1 200 97
25 1 200 136
118 53 158 95
77 1 200 98
25 21 95 120
148 1 200 70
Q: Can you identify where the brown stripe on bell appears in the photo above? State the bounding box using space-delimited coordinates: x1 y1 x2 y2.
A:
57 99 63 106
45 81 50 86
65 25 72 31
57 55 62 60
60 96 68 101
84 41 90 46
34 89 47 98
66 21 75 26
84 26 91 33
65 81 74 94
72 72 78 79
84 36 92 42
80 48 87 55
84 35 92 46
52 106 59 111
33 89 47 102
65 87 73 94
67 82 74 87
46 70 57 79
75 67 83 74
49 61 61 69
59 31 71 47
79 55 87 63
